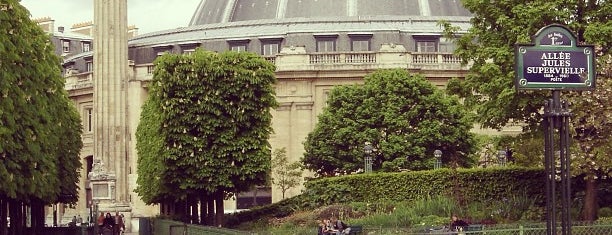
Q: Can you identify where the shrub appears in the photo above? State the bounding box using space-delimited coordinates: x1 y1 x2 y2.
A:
599 207 612 217
302 167 545 207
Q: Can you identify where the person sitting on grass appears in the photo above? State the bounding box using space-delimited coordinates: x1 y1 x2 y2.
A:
317 219 335 235
331 216 351 235
450 214 469 231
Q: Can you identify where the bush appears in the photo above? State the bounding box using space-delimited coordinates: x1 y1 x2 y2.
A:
599 207 612 217
226 167 545 228
302 167 545 207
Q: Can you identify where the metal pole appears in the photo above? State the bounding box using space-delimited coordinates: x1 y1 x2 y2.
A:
560 100 572 235
543 99 556 235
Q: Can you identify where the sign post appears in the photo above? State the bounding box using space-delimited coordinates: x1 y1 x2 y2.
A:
515 24 596 235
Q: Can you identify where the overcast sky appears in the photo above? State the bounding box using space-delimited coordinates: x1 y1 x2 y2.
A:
20 0 201 34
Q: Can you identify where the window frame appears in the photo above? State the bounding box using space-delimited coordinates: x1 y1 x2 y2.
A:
82 41 91 52
260 39 282 56
228 39 250 52
314 35 338 52
62 40 71 53
412 34 441 53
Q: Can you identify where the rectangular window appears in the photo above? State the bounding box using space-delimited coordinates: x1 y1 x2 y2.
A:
230 44 247 52
85 108 93 132
439 38 456 53
261 42 280 56
351 39 370 51
62 40 70 53
82 42 91 52
316 39 336 52
228 39 250 52
183 49 195 55
147 65 155 74
86 62 93 72
416 41 437 52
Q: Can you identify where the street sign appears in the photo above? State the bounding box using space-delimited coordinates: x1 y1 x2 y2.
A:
515 24 596 90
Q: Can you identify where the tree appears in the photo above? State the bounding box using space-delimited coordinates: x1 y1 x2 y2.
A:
137 49 277 225
271 148 302 199
442 0 611 220
0 1 83 234
135 95 168 204
302 69 476 176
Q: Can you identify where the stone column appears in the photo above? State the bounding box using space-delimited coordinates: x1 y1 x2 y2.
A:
93 0 130 209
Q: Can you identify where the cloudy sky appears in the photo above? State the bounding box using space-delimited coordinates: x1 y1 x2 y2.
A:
20 0 201 34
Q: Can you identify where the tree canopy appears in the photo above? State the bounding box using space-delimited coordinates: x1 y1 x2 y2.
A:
0 0 82 204
135 49 277 204
1 1 83 234
302 69 477 176
442 0 611 220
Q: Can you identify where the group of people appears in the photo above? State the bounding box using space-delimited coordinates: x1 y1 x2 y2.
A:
317 216 351 235
96 212 125 235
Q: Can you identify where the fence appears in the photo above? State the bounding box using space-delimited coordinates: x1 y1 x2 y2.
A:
151 219 612 235
152 219 248 235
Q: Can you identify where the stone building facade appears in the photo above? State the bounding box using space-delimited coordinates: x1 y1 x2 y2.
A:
36 0 520 231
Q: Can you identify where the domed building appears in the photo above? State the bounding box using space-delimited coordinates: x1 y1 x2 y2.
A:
38 0 495 231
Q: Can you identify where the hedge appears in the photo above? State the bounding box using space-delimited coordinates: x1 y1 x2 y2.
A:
225 167 545 227
300 167 545 207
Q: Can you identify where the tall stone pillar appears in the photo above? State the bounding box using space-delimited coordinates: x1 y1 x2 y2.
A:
93 0 130 214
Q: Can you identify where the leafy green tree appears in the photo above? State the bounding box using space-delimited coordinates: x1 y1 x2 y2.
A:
1 0 83 234
135 96 168 204
442 0 611 220
271 148 302 199
139 49 277 225
302 69 476 176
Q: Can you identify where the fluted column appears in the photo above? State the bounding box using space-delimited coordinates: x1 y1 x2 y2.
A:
93 0 129 204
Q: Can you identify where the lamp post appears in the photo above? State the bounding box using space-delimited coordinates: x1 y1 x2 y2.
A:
497 150 507 167
363 142 373 173
434 149 442 169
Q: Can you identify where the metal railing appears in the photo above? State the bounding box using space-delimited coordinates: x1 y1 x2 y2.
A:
248 222 612 235
153 219 249 235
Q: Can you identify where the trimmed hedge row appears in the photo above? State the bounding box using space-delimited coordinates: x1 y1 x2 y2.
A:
301 167 545 207
225 167 545 227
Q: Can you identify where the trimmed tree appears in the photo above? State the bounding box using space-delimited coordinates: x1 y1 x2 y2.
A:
136 49 277 225
0 1 83 234
302 69 477 176
442 0 611 220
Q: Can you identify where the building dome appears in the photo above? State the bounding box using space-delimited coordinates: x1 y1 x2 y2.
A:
189 0 471 25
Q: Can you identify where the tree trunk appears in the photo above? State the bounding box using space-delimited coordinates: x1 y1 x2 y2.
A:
206 197 214 226
199 195 207 225
8 199 22 235
0 197 7 235
582 177 598 221
214 191 223 227
190 198 198 224
29 199 43 235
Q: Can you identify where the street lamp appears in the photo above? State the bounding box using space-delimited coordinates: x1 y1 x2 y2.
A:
497 150 507 167
434 149 442 169
363 142 373 173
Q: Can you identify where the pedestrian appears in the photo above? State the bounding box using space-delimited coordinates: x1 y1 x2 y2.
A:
97 212 105 235
114 212 125 235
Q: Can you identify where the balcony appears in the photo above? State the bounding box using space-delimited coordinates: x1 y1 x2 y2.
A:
274 45 468 72
65 72 93 91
